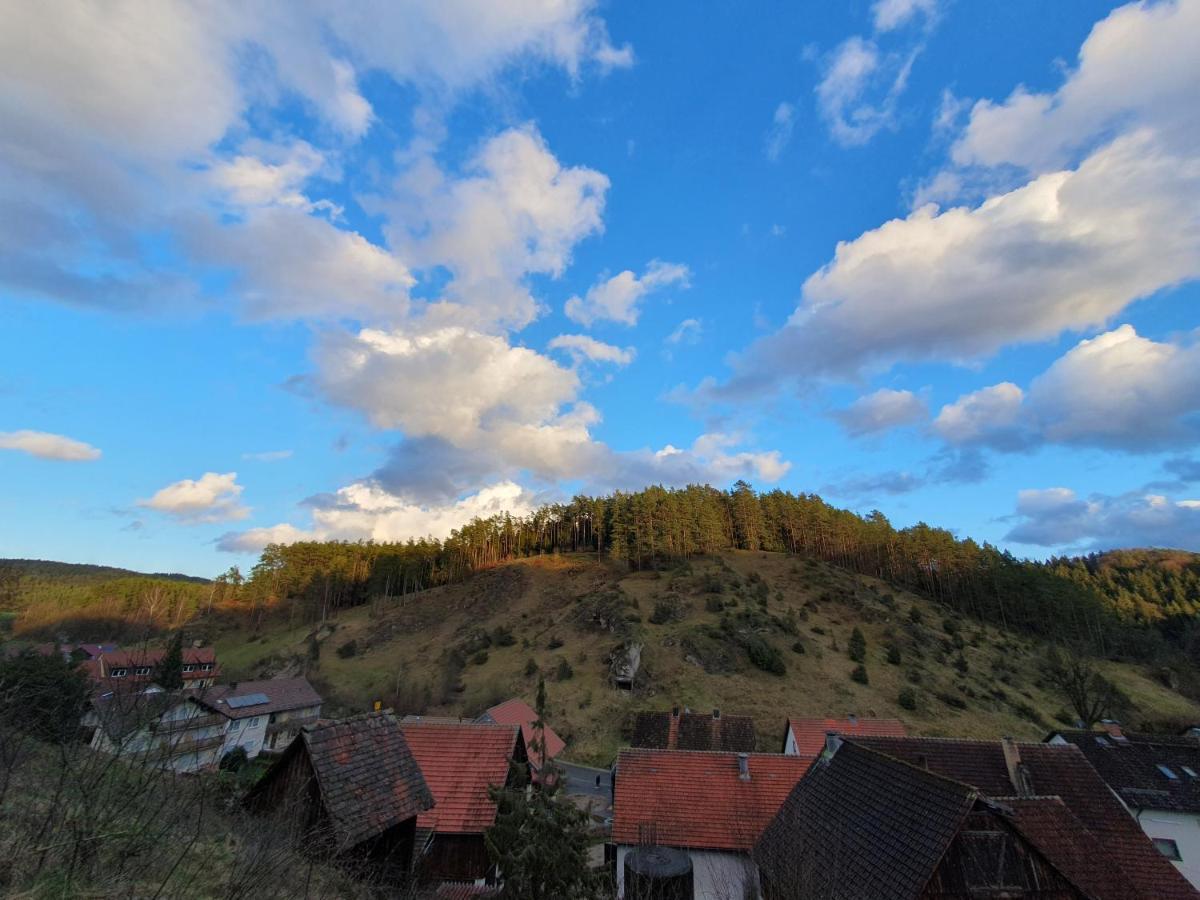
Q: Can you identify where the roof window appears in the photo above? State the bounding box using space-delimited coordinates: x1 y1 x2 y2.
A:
1094 736 1109 747
1154 838 1182 861
1182 766 1198 778
1157 764 1179 780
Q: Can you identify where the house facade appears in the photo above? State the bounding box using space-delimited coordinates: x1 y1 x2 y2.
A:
611 749 809 900
82 645 221 689
1048 723 1200 889
780 714 906 758
89 690 226 773
200 677 322 760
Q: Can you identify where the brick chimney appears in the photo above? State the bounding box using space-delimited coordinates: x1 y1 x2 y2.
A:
1002 736 1033 797
712 708 721 720
738 752 750 781
671 705 680 719
847 713 858 726
1101 719 1124 739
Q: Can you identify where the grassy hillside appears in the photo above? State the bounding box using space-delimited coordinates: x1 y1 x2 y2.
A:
210 551 1200 766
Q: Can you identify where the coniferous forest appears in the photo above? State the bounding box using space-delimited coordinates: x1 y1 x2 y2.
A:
229 482 1200 664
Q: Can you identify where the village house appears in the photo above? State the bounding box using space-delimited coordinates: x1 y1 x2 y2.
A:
755 736 1126 899
245 711 434 885
845 734 1199 899
399 721 527 886
199 676 322 759
632 707 756 753
1048 722 1200 889
88 689 227 773
82 645 221 689
475 697 564 782
779 714 906 758
611 748 809 900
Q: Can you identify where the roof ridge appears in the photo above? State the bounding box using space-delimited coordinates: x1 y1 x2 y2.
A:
840 739 983 799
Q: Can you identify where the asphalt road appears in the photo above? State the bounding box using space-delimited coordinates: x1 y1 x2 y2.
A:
559 759 612 799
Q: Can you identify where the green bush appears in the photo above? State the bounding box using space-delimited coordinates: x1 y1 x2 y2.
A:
848 627 866 663
908 607 923 625
705 595 724 613
743 636 787 676
472 650 490 665
548 636 564 650
492 626 516 647
220 746 249 772
336 640 358 659
851 664 869 685
524 658 539 677
792 640 806 655
954 654 969 675
555 658 574 681
936 690 968 710
886 644 902 665
898 688 918 711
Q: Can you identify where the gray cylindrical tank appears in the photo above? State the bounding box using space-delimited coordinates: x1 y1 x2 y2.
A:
624 845 693 900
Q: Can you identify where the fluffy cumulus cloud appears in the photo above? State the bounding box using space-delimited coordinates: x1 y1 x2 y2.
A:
139 472 250 524
0 430 101 461
1005 487 1200 551
564 260 690 327
935 326 1200 453
719 0 1200 399
548 334 635 366
832 388 927 436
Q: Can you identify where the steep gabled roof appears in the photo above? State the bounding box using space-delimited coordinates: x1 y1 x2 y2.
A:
783 716 906 757
754 741 979 899
854 735 1197 900
477 698 565 767
612 749 809 852
632 709 757 752
267 711 433 851
400 722 523 834
1051 729 1200 814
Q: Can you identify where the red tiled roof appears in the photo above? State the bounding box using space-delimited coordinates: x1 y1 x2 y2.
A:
612 749 810 852
784 716 906 758
855 736 1198 900
480 698 565 766
432 885 500 899
400 722 522 834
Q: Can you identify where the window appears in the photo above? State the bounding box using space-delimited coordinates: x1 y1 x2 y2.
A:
1157 764 1180 780
1182 766 1198 778
1094 736 1110 747
111 668 127 677
201 663 213 671
135 666 151 676
1154 838 1182 861
182 664 195 672
249 717 259 727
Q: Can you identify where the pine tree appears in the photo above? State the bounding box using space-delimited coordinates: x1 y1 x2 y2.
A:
848 627 866 663
156 630 185 691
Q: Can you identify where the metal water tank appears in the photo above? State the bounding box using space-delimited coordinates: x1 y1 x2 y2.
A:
624 845 693 900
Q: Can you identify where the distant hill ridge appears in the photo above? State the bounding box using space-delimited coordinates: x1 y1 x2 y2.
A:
0 558 209 584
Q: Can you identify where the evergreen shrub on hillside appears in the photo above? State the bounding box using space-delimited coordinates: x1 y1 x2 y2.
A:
898 688 917 710
850 664 869 685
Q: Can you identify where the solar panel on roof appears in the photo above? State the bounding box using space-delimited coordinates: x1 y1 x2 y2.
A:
227 692 269 708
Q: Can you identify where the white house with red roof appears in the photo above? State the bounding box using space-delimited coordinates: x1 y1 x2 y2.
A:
780 714 906 760
611 748 809 900
476 697 565 782
198 677 322 759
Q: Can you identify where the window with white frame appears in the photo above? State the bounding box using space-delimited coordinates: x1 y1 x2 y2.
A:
1154 838 1182 861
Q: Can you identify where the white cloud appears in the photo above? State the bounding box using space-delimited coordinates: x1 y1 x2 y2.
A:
209 141 331 211
815 36 918 146
832 388 927 436
872 0 939 32
564 260 690 327
386 125 610 330
933 383 1025 447
666 318 703 345
935 326 1200 453
0 430 101 461
1006 486 1200 550
139 472 250 523
765 101 797 161
548 334 635 366
215 523 310 554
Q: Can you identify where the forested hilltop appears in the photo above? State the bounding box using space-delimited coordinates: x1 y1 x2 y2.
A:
236 483 1200 665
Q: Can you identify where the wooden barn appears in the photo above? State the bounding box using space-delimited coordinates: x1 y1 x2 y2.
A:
244 711 433 885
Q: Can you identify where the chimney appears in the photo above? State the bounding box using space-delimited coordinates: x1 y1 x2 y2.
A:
713 708 721 720
823 731 844 759
230 681 238 692
671 705 680 719
1101 719 1124 740
737 752 750 781
847 713 858 726
916 753 928 770
1002 736 1033 797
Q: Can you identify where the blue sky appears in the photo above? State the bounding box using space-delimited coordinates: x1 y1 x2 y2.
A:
2 0 1198 576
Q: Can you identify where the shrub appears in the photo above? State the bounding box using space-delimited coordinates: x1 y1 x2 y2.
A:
548 636 564 650
492 626 516 647
886 644 902 666
649 597 687 625
943 617 960 636
701 572 724 593
906 668 922 684
555 658 574 681
744 636 787 676
954 654 969 675
220 746 249 772
936 691 968 710
908 607 923 625
792 640 806 655
472 650 490 666
811 625 826 636
705 595 724 613
848 627 866 663
336 640 359 659
851 664 869 685
524 658 539 677
898 688 918 711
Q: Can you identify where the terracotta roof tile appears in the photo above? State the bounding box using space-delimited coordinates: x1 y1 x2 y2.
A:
855 736 1197 900
784 716 906 758
633 710 756 752
401 722 522 834
612 749 809 852
199 677 322 720
302 711 433 851
478 698 565 766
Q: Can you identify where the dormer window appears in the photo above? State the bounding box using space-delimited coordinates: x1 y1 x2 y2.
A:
201 663 213 671
135 666 151 676
1094 736 1109 747
111 668 127 677
1183 766 1198 778
182 664 195 672
1157 764 1179 780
